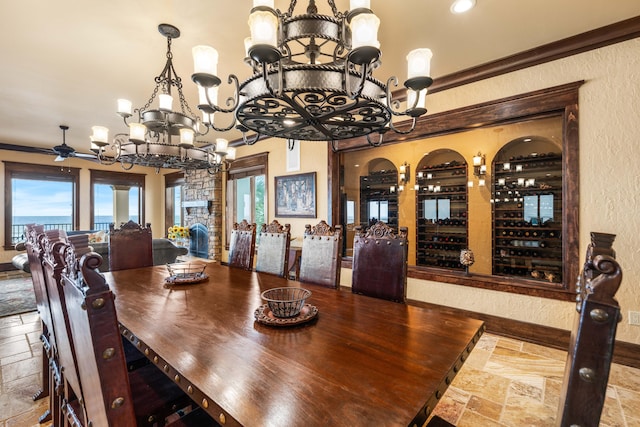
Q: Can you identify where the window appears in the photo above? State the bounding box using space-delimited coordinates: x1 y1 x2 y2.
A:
164 172 185 234
226 153 268 247
90 170 145 231
423 198 451 221
3 161 79 248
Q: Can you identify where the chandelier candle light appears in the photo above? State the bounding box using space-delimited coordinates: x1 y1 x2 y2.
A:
90 24 235 172
191 0 434 148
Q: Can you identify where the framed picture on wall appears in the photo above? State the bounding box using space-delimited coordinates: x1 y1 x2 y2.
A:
275 172 316 218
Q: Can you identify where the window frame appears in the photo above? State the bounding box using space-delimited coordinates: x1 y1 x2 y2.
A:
164 171 185 235
3 161 80 249
89 169 146 230
225 152 268 249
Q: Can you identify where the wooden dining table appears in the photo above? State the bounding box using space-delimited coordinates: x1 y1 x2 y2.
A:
104 261 484 427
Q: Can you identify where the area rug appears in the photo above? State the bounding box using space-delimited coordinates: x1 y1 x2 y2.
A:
0 276 36 317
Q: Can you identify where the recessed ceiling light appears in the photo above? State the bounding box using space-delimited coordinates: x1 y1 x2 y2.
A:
450 0 476 14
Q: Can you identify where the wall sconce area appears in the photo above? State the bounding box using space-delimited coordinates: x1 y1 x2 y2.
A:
469 152 486 187
398 162 410 191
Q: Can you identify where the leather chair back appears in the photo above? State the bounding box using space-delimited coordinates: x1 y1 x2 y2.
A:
299 220 342 288
108 221 153 271
255 220 291 277
228 219 256 270
352 221 408 302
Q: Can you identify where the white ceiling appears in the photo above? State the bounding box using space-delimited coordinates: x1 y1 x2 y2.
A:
1 0 640 155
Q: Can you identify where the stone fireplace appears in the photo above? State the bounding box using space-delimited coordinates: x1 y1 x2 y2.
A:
183 170 223 260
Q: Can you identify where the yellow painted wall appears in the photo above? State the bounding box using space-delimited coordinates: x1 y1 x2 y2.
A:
0 151 166 262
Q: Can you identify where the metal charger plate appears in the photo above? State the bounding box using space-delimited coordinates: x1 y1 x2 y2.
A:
254 303 318 327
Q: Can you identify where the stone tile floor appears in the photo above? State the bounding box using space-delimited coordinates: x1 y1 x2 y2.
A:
1 307 639 426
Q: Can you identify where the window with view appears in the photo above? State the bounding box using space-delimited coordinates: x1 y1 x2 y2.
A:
3 162 79 248
226 153 268 247
90 170 145 231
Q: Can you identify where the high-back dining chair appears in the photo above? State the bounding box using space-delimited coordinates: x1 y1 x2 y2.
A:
24 224 57 424
46 232 214 427
40 229 87 424
352 221 408 302
299 220 342 288
556 231 622 427
255 220 291 277
108 220 154 271
228 219 256 270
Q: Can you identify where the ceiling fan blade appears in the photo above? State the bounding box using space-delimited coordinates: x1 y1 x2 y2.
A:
74 152 97 159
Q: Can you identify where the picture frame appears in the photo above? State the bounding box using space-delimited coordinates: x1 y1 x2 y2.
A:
275 172 316 218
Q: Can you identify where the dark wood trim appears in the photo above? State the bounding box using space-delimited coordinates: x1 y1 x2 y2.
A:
406 299 640 370
429 15 640 95
328 144 340 227
0 262 18 272
337 81 583 150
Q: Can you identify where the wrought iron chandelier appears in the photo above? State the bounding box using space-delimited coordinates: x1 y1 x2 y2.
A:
89 24 235 172
191 0 433 148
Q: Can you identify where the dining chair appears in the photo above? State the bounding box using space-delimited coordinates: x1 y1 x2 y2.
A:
108 220 154 271
24 224 57 424
255 220 291 277
556 231 622 427
352 221 408 302
298 220 342 288
45 231 216 427
228 219 256 270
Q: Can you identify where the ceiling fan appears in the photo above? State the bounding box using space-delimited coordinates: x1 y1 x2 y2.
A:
53 125 96 162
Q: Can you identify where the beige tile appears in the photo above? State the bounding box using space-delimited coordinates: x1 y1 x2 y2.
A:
450 365 511 406
466 394 504 422
0 339 31 360
1 351 34 367
521 341 567 361
494 337 523 351
0 323 40 340
626 416 640 427
458 410 507 427
4 398 50 427
500 383 556 426
0 357 40 384
609 363 640 391
618 387 640 420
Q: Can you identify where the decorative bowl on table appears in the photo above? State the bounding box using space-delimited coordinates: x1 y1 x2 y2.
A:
165 262 209 285
260 287 311 318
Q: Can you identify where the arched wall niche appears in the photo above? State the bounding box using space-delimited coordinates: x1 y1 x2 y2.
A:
337 81 581 300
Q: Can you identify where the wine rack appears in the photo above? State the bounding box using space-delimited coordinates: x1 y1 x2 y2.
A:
415 162 468 270
492 152 563 283
359 170 398 230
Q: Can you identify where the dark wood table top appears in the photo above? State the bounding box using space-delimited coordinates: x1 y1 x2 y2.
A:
105 262 484 427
